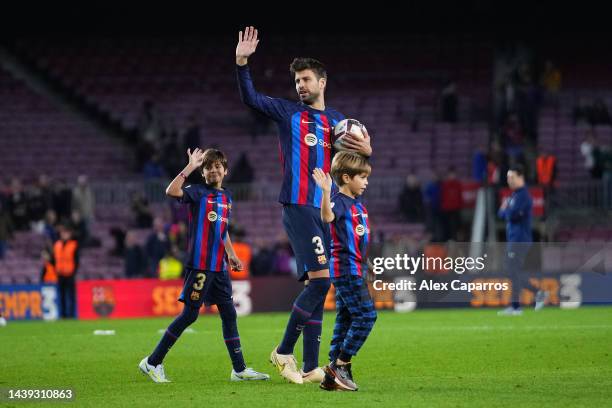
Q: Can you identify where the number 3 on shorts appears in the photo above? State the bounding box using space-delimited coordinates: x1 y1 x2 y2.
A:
312 236 325 255
193 273 207 290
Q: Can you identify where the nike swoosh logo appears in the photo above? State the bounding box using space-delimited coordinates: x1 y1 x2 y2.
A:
208 200 216 204
352 213 361 217
302 120 315 124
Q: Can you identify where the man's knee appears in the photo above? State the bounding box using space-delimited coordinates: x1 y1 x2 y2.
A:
182 305 200 325
306 277 331 298
218 302 237 323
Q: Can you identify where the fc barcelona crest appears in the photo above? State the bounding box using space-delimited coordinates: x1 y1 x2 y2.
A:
92 285 116 317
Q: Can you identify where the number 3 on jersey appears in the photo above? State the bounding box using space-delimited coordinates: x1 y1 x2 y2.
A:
193 273 207 290
312 236 325 255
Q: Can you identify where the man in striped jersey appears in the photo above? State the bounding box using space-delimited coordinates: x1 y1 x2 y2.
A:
139 148 269 383
236 26 372 384
313 152 376 392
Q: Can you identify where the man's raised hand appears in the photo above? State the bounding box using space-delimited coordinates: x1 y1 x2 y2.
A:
236 26 260 65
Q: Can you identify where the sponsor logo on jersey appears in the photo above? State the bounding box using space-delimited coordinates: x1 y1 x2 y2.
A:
207 211 229 224
304 133 332 149
304 133 318 146
208 200 231 209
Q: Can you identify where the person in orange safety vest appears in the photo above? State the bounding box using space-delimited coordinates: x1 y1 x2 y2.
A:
40 247 58 284
53 224 79 318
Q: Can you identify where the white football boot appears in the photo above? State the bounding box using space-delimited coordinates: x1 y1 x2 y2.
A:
301 367 326 383
270 346 303 384
231 367 271 381
139 356 170 383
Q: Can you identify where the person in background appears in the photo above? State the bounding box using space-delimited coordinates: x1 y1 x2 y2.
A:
40 247 57 285
131 192 153 228
440 80 458 123
423 171 443 242
158 245 183 280
398 173 424 222
8 178 28 231
440 167 463 241
497 165 548 316
53 224 79 319
72 174 95 237
472 145 488 184
145 217 170 278
124 230 147 278
0 197 14 259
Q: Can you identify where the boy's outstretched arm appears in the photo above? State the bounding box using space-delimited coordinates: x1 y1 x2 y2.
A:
166 148 204 198
224 234 243 271
312 168 335 223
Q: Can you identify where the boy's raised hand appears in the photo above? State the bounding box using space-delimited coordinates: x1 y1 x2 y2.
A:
187 148 205 171
312 168 332 192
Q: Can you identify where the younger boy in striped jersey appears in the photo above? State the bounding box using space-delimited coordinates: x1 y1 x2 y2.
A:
312 152 377 392
139 148 269 383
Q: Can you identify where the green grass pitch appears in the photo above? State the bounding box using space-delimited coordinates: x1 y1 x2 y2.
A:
2 307 612 407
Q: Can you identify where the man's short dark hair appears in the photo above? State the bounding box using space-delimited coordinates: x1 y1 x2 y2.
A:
289 58 327 80
509 164 525 177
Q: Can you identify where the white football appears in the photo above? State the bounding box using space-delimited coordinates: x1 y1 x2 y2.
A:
333 118 367 151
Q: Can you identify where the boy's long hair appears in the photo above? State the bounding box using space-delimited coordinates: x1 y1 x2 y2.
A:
201 148 228 171
330 152 371 186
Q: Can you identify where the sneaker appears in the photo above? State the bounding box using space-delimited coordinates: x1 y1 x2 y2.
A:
301 367 325 383
319 366 341 391
139 357 170 383
326 362 358 391
534 290 549 311
497 306 523 316
270 346 303 384
0 317 6 327
231 367 271 381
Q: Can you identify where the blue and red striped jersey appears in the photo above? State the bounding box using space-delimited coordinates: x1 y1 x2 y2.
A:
180 184 232 272
237 65 345 207
329 192 370 278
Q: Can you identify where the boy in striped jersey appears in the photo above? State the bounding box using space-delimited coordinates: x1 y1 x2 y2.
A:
139 148 269 383
312 152 376 392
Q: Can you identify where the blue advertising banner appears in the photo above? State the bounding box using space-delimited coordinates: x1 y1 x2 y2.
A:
0 285 59 321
